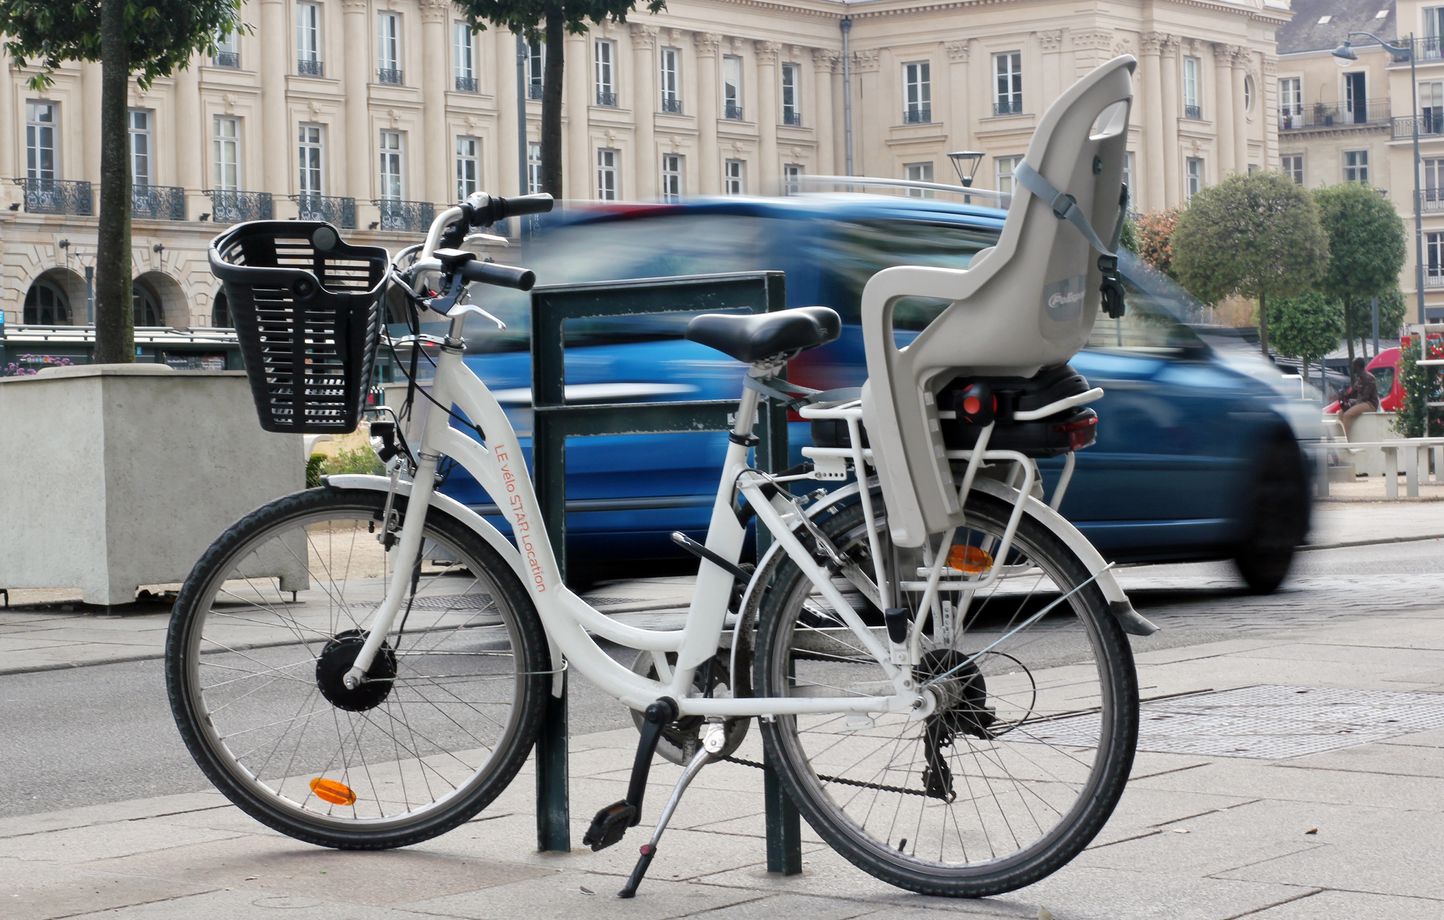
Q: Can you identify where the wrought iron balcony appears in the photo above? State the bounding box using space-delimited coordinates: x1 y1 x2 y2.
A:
377 67 404 85
661 96 683 114
904 106 932 123
205 189 274 224
1183 104 1203 120
212 50 240 68
783 110 803 126
724 102 744 120
1422 191 1444 213
528 83 543 100
373 198 435 232
1285 100 1390 130
993 99 1023 116
1393 114 1444 140
297 57 324 77
131 184 186 221
1424 271 1444 289
1415 35 1444 63
292 193 357 229
596 90 617 107
15 178 93 216
455 75 477 92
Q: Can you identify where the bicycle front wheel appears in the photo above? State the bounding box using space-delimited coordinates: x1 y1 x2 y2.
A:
754 491 1137 896
166 487 549 849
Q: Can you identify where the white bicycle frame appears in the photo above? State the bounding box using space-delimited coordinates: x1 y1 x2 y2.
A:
334 203 1147 723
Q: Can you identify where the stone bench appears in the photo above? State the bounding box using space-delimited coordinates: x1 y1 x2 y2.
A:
1344 438 1444 498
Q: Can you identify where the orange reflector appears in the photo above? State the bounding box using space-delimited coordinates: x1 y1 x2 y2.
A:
947 545 993 574
310 778 357 806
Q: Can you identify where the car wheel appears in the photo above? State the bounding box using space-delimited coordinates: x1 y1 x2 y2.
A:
1234 434 1309 594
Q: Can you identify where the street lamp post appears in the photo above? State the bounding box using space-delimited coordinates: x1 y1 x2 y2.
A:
947 150 985 204
1334 31 1427 324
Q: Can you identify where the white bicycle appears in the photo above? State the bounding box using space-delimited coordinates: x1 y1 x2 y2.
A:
167 56 1152 901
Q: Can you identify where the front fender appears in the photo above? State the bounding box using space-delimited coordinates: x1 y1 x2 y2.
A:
324 475 566 694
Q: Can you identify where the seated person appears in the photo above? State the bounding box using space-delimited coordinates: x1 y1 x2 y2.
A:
1338 357 1380 438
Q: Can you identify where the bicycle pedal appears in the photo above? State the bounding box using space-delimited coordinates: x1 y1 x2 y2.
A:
583 800 638 851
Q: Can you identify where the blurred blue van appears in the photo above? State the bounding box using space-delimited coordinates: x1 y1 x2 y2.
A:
426 193 1312 593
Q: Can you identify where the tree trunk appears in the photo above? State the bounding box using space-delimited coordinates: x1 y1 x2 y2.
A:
541 10 565 198
1344 301 1356 365
1257 292 1269 359
94 0 133 364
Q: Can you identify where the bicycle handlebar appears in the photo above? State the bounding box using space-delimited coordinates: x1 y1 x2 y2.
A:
460 192 554 227
458 259 535 291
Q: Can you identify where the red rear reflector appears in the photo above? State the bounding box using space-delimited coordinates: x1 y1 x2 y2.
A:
1054 415 1099 451
962 396 982 416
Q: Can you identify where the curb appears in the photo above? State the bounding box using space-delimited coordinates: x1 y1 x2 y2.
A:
1302 533 1444 552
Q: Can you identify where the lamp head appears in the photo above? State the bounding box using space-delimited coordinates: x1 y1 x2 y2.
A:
1331 41 1358 63
947 150 985 188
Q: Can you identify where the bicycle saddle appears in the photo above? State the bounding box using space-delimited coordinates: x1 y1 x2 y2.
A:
686 306 840 364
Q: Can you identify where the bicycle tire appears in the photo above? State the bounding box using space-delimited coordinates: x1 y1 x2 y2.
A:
166 486 549 849
754 490 1137 896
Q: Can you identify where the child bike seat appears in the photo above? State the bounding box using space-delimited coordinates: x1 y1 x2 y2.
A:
859 56 1134 548
686 306 840 364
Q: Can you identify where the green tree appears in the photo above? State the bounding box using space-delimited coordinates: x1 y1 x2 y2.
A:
458 0 665 199
0 0 243 364
1353 287 1408 357
1172 171 1329 358
1313 183 1406 363
1266 291 1343 399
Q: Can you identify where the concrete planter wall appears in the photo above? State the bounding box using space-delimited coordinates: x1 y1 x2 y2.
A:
0 365 305 606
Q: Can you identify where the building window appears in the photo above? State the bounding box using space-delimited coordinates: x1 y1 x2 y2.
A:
1183 56 1201 119
724 158 745 195
995 155 1021 196
660 46 682 113
377 12 402 83
296 2 322 75
453 21 476 91
26 101 58 181
213 29 240 68
379 130 404 201
1279 77 1302 128
1185 156 1204 200
526 40 544 99
781 62 801 125
1428 231 1444 281
723 54 743 119
1343 149 1369 184
596 148 619 200
661 153 684 202
527 141 542 194
297 123 323 197
24 280 71 325
904 162 933 197
903 61 932 123
783 163 803 195
1282 153 1304 185
1122 151 1134 199
993 52 1022 116
133 281 164 327
213 115 240 190
1244 75 1254 113
1422 81 1444 133
456 136 480 200
1425 157 1444 207
1343 71 1367 123
594 39 616 106
128 109 152 187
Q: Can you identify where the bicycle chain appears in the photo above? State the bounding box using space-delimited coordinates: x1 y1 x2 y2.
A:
721 754 935 799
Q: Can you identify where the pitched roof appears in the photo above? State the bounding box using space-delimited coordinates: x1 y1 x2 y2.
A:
1278 0 1396 55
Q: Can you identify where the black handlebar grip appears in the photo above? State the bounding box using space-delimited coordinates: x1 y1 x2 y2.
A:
459 259 536 291
467 193 554 226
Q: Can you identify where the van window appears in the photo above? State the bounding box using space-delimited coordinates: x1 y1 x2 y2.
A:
466 214 781 351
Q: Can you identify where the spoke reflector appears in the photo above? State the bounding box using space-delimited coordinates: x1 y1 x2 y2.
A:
310 778 357 806
947 545 993 574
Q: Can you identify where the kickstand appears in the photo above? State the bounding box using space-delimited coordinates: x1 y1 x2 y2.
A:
619 730 717 898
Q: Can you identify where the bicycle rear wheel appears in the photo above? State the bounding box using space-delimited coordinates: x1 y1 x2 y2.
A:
166 487 549 848
754 490 1136 896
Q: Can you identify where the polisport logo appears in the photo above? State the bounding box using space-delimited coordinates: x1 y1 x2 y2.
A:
1048 290 1085 310
1043 276 1087 321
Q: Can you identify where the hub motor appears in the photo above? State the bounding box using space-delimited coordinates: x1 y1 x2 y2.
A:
316 629 397 712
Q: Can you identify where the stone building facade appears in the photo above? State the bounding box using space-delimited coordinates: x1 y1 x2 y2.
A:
1 0 1290 333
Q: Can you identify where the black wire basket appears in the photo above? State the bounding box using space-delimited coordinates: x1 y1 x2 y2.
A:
209 221 389 433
